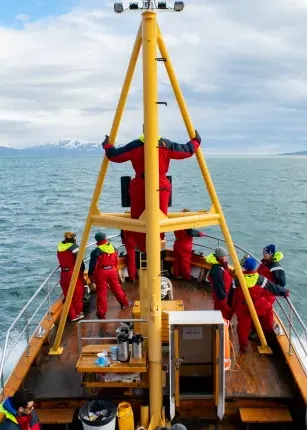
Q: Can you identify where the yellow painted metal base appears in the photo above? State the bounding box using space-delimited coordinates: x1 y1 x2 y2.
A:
48 347 64 356
257 345 273 354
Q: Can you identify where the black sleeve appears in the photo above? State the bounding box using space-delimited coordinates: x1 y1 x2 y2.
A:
70 243 85 272
227 284 235 308
271 264 286 287
210 265 226 300
88 249 99 278
185 228 201 237
260 276 287 296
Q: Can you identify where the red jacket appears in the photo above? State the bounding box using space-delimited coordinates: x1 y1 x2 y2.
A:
174 228 204 245
104 136 200 179
57 242 85 273
228 271 288 316
206 254 233 302
257 252 286 303
88 241 118 279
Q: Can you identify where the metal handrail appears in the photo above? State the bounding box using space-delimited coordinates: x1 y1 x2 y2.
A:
0 234 120 393
77 318 148 352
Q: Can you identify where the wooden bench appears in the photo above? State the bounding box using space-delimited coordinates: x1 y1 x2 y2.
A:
239 407 293 429
36 408 75 428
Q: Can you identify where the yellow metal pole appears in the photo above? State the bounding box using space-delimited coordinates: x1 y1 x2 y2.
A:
142 11 163 425
139 253 148 342
49 24 142 355
157 27 271 354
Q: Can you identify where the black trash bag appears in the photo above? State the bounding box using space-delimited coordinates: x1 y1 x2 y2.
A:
79 400 117 427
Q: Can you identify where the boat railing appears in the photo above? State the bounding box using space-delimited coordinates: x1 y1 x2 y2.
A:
77 318 148 352
1 232 306 396
193 234 307 375
0 234 121 396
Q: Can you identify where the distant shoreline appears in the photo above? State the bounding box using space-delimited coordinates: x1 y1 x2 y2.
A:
278 151 307 156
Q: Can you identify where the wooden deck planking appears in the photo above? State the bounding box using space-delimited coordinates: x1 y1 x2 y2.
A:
22 280 295 401
226 320 294 398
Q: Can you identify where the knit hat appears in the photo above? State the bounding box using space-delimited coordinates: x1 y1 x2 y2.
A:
95 231 106 242
171 425 188 430
64 231 76 240
243 257 257 272
263 244 275 255
214 247 228 259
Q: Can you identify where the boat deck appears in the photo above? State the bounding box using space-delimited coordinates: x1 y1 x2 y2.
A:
24 280 295 401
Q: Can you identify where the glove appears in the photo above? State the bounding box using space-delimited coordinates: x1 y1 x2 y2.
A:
199 232 206 237
194 129 201 143
280 288 290 297
228 268 236 278
101 135 109 148
284 289 290 297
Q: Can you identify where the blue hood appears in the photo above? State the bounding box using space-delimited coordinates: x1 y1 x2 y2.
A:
2 397 17 417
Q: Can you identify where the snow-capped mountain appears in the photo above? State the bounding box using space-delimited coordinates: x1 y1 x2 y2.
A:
0 140 103 157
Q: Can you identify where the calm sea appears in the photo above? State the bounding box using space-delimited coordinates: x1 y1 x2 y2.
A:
1 155 307 339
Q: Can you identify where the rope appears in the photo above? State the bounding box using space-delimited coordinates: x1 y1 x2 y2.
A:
228 322 240 372
161 276 173 299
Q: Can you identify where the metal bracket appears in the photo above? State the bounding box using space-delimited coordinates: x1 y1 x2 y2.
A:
48 347 64 355
156 101 167 106
35 325 46 338
155 57 167 62
175 357 183 369
257 345 273 354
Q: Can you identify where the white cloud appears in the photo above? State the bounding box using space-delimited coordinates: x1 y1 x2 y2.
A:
15 14 30 22
1 0 307 153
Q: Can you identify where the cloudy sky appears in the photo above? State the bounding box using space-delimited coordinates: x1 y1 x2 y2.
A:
1 0 307 154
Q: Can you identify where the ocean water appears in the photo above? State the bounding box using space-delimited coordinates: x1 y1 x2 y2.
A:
1 155 307 340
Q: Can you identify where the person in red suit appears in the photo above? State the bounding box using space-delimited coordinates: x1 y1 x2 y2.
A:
227 257 289 352
205 247 233 319
173 208 206 280
121 230 137 282
88 232 132 319
102 131 201 252
57 231 85 322
257 244 286 305
0 389 40 430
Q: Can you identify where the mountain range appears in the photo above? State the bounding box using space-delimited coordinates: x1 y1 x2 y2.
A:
0 140 307 157
0 140 102 157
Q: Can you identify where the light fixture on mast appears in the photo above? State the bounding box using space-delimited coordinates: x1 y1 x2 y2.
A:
113 1 185 13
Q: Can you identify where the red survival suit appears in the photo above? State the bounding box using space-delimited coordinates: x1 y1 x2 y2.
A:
121 230 137 281
103 133 201 252
173 229 205 280
257 251 286 305
57 241 85 321
205 253 233 319
88 240 129 319
227 272 288 350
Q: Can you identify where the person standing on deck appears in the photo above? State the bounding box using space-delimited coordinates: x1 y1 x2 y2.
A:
120 230 137 282
227 257 289 352
205 247 233 319
173 209 206 280
57 232 85 322
101 130 201 252
257 244 286 305
88 232 132 319
0 389 40 430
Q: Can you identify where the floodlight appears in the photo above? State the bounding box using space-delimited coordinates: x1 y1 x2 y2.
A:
158 1 167 9
174 1 184 11
129 2 139 9
114 2 124 13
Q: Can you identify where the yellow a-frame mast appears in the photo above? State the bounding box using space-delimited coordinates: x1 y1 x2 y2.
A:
50 3 272 426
